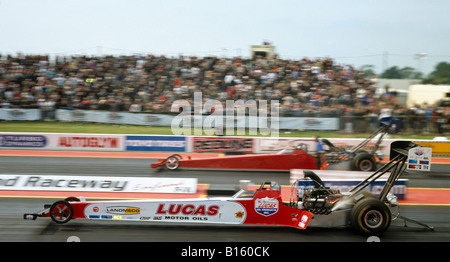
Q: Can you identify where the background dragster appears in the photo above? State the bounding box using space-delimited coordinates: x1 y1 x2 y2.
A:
24 141 434 236
150 117 401 172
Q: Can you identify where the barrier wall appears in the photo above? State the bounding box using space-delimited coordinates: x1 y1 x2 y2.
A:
1 108 340 130
1 132 448 156
1 132 447 199
55 109 340 130
0 175 197 194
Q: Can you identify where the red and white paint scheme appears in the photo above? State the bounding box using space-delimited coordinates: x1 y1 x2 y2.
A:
24 181 313 230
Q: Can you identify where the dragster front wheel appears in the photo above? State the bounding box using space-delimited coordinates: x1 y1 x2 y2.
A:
165 156 180 170
49 200 73 224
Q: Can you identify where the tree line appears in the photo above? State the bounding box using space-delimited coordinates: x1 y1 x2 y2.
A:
362 62 450 84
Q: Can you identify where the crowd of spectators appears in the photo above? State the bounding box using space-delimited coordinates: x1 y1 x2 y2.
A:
0 53 448 134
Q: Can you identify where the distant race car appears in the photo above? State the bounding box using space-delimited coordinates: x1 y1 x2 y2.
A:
150 147 318 172
25 141 433 235
150 117 401 172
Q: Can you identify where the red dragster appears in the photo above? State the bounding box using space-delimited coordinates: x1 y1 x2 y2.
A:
25 141 433 236
24 181 313 231
150 148 319 172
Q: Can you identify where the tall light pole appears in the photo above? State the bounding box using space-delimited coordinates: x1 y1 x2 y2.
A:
414 52 427 78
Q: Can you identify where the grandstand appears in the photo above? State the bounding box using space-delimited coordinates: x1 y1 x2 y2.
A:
0 51 449 134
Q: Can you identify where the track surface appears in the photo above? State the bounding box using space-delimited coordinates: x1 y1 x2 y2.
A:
1 151 449 242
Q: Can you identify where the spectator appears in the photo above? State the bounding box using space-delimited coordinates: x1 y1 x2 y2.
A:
314 135 327 170
129 98 143 112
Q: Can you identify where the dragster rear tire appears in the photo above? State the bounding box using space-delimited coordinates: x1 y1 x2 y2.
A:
352 152 376 171
350 198 391 236
49 200 74 224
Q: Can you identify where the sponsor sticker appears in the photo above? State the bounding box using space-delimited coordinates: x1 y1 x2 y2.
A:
255 197 279 216
407 147 432 171
106 206 141 215
235 211 245 219
298 214 309 229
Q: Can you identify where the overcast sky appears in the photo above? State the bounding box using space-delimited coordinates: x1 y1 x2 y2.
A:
1 0 449 75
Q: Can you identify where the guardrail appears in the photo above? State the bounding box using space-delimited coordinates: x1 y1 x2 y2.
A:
2 108 449 134
1 132 448 156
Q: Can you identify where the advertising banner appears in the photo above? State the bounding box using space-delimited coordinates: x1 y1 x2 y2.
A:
414 141 450 156
126 135 186 152
56 109 174 126
49 133 124 151
192 137 254 153
0 174 197 194
0 108 41 120
56 109 340 130
0 134 48 149
279 117 339 130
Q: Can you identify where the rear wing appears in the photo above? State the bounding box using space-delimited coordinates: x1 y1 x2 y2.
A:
349 140 432 202
390 140 432 171
389 141 417 160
